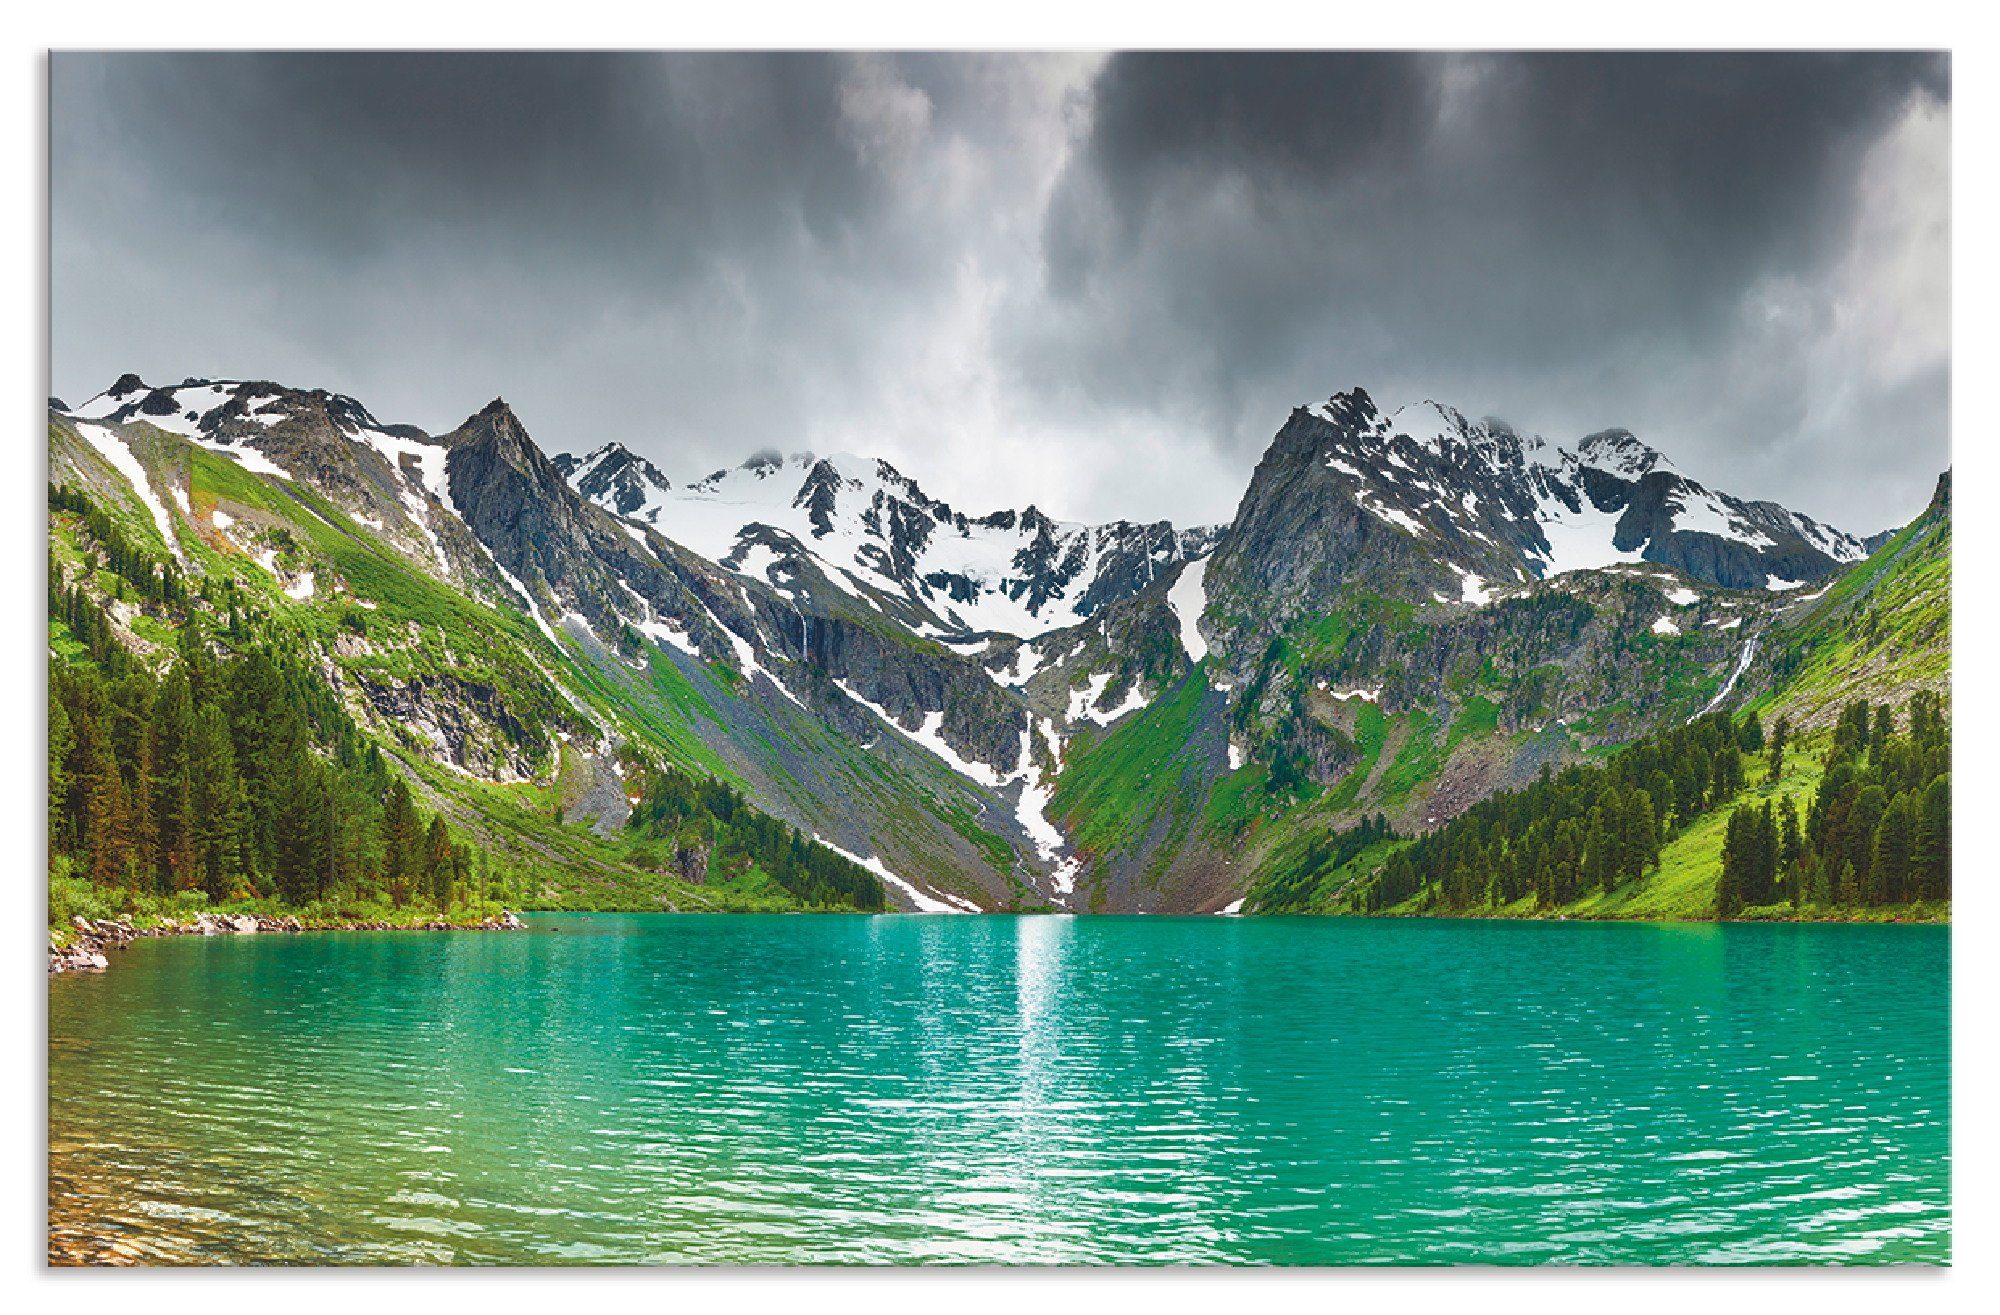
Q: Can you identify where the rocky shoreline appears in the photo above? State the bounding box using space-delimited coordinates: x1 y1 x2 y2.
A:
48 910 526 975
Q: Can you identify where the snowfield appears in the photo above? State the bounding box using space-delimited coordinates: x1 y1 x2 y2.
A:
558 447 1207 642
1532 494 1643 577
1167 557 1210 661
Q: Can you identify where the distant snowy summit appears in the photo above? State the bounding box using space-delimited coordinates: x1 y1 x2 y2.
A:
553 442 1221 640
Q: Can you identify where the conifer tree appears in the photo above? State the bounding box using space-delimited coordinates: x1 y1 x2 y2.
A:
48 689 71 857
1913 775 1951 902
1870 704 1896 765
381 776 421 907
1718 809 1749 919
1755 801 1779 902
85 750 135 887
188 705 243 901
1609 788 1648 880
1872 795 1917 905
1848 786 1888 902
424 815 454 907
1778 794 1803 901
151 670 198 891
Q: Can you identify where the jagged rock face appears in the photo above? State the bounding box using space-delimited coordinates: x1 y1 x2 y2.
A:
552 443 1221 640
556 444 672 517
809 614 1030 774
1204 388 1867 666
441 401 691 635
349 672 550 781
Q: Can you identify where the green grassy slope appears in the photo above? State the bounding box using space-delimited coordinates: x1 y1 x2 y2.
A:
47 418 886 919
1752 473 1950 730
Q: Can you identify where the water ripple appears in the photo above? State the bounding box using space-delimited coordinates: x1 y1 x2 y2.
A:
48 916 1948 1265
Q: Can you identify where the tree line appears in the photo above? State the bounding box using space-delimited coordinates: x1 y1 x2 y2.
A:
51 482 185 606
1344 709 1763 913
1283 690 1947 919
628 766 886 911
49 490 473 911
1718 693 1949 914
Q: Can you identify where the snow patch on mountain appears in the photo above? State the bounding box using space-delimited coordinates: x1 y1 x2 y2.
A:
1167 556 1210 661
1448 563 1492 605
1012 718 1079 901
76 422 183 564
1575 429 1674 480
700 604 805 709
813 834 975 913
1300 388 1871 593
634 615 700 658
1669 487 1776 549
1066 672 1147 726
1358 490 1428 538
202 437 296 482
344 418 456 574
993 643 1047 688
1322 686 1381 703
479 546 558 644
1532 495 1643 577
835 680 1014 787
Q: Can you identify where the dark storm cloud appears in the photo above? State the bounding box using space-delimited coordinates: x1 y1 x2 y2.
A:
1019 51 1950 530
50 51 1948 533
53 51 1034 490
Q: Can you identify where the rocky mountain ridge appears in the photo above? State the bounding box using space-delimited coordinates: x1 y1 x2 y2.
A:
50 373 1924 915
555 441 1223 641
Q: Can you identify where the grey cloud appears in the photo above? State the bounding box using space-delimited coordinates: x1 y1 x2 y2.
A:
50 52 1948 535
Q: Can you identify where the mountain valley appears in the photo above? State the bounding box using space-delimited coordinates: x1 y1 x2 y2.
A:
47 376 1949 917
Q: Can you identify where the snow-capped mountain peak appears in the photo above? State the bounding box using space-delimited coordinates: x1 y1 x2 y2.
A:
1574 428 1674 480
1384 399 1471 451
552 442 1217 639
1218 386 1869 618
553 441 672 518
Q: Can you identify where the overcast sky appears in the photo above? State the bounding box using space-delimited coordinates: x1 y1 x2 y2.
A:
51 52 1949 534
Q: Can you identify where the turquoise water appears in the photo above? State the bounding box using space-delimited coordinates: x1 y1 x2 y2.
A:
48 915 1948 1265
